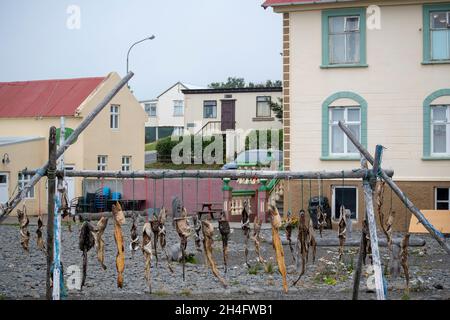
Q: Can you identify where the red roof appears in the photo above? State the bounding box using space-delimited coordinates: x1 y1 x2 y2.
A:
263 0 357 8
0 77 106 118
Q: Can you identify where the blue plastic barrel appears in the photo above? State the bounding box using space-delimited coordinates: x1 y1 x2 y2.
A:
111 192 122 201
102 186 111 197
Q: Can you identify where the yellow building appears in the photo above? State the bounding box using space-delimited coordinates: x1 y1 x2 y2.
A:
0 72 148 216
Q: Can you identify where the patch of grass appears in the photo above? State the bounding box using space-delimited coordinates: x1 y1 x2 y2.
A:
323 276 337 286
264 262 274 274
401 292 410 300
185 254 198 265
0 294 6 300
230 280 240 286
154 290 170 297
181 288 192 296
248 263 263 275
145 142 157 152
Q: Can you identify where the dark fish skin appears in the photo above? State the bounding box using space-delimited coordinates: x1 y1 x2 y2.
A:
79 222 95 288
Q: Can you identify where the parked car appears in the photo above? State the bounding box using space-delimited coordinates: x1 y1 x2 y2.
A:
221 149 283 170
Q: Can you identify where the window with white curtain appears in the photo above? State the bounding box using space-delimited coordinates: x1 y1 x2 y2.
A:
145 103 157 117
110 105 120 129
430 11 450 60
18 173 34 198
173 100 184 116
121 156 131 172
256 96 271 117
432 105 450 154
329 107 361 155
97 155 107 171
329 16 360 64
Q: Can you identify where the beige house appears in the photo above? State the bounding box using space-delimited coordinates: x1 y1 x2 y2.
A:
183 87 283 136
0 72 147 216
263 0 450 231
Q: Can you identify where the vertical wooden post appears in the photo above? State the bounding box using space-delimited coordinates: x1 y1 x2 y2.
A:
46 126 57 300
352 157 369 300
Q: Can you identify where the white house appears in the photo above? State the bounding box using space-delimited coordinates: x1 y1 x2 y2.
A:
141 82 205 143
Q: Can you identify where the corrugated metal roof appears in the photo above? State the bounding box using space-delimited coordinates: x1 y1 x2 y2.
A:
262 0 358 8
0 136 44 147
0 77 106 118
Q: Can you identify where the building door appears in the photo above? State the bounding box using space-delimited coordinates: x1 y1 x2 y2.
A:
0 173 9 204
221 100 236 131
64 167 75 212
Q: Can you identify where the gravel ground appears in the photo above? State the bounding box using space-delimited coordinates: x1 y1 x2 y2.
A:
0 216 449 300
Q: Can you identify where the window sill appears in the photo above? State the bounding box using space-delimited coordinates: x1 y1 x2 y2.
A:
173 115 184 117
422 156 450 161
320 64 368 69
252 117 275 122
422 60 450 65
321 155 360 161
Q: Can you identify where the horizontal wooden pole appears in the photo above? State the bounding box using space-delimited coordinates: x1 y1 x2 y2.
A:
23 168 394 180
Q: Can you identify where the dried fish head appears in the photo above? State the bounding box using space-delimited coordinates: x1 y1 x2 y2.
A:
159 207 167 225
268 205 282 229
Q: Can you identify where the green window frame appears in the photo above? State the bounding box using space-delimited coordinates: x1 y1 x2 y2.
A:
321 7 368 68
423 89 450 160
422 3 450 64
321 91 368 160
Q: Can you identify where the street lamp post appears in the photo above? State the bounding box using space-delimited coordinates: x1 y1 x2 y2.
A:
126 35 155 78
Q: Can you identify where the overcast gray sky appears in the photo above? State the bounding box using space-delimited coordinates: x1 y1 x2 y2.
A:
0 0 282 100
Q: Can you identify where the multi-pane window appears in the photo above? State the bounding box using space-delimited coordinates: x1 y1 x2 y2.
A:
329 107 361 155
121 156 131 172
436 188 450 210
329 15 360 64
18 173 34 198
173 100 184 116
431 105 450 154
430 11 450 61
172 127 184 136
203 101 217 118
145 103 157 117
97 155 107 171
256 96 271 117
110 105 120 129
333 186 358 220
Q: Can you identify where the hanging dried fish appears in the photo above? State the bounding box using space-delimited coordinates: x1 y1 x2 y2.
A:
362 220 372 265
150 217 160 266
317 205 326 238
130 213 139 257
157 207 173 273
284 211 296 263
293 210 308 286
268 205 288 293
93 217 108 270
401 233 410 291
307 218 317 264
338 206 347 261
241 200 251 268
218 211 231 273
376 181 388 239
112 202 125 288
175 207 191 281
17 207 30 252
386 209 396 250
142 223 153 293
36 215 46 252
79 221 95 288
251 214 265 264
202 219 228 288
192 215 203 253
